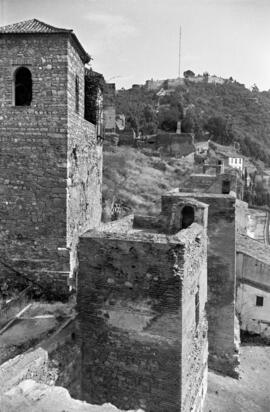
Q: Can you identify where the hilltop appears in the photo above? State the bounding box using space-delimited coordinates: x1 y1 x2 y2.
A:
116 78 270 164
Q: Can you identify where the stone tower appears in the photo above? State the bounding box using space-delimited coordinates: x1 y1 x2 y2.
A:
77 196 208 411
0 19 102 293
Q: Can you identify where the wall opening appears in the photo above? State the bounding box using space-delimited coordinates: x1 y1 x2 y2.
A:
72 147 78 165
256 296 264 307
195 289 200 328
222 180 231 194
14 67 32 106
181 205 194 229
75 75 79 113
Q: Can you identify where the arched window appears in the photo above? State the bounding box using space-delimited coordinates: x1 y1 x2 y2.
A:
14 67 32 106
75 75 79 113
181 205 194 229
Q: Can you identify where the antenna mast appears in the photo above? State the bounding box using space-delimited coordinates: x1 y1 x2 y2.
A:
178 25 182 78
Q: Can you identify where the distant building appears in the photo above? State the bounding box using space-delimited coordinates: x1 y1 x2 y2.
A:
227 156 244 172
156 87 167 97
207 75 225 85
145 78 164 90
146 132 195 158
103 83 116 135
145 77 184 91
115 113 125 131
236 234 270 340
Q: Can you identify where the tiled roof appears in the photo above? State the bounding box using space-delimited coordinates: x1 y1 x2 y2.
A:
0 19 90 64
0 18 71 34
237 234 270 265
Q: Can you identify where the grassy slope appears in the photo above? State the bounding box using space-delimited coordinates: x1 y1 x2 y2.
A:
103 146 194 216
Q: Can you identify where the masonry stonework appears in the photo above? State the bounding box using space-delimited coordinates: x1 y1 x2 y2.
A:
0 20 102 292
166 191 239 376
77 197 208 412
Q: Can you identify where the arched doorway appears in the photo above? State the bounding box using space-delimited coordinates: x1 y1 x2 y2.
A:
181 205 195 229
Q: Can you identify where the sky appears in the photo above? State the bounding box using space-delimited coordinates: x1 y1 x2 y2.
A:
1 0 270 90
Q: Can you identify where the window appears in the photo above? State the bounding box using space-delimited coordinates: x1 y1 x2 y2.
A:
75 75 79 113
195 289 200 328
256 296 264 307
181 206 194 229
14 66 32 106
222 180 230 194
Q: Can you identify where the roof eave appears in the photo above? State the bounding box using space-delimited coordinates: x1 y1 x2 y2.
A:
70 32 91 64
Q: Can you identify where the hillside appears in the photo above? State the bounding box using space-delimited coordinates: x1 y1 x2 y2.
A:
116 79 270 164
102 146 194 218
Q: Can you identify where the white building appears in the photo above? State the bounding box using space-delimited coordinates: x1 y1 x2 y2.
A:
236 234 270 340
228 156 244 171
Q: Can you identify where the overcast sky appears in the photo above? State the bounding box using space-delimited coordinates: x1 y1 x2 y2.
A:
1 0 269 90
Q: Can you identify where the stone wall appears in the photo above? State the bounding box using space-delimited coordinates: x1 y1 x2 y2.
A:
0 32 102 292
0 347 142 412
0 33 69 287
77 199 208 412
163 191 239 377
182 172 244 199
67 41 102 276
148 133 195 158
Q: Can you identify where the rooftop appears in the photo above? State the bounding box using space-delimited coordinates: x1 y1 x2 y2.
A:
0 18 90 63
164 190 235 200
0 18 71 34
81 215 204 245
237 234 270 265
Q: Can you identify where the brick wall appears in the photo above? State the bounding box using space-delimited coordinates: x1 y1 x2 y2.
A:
77 201 208 411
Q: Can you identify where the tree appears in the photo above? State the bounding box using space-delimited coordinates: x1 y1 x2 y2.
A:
84 68 105 124
158 108 179 132
183 70 195 78
251 84 259 93
181 112 195 133
140 104 158 134
203 72 209 82
204 116 234 145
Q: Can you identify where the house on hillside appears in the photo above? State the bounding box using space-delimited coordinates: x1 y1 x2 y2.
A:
207 75 225 85
226 156 244 172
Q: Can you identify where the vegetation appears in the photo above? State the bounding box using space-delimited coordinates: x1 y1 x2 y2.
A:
102 145 193 217
116 80 270 164
84 68 105 125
